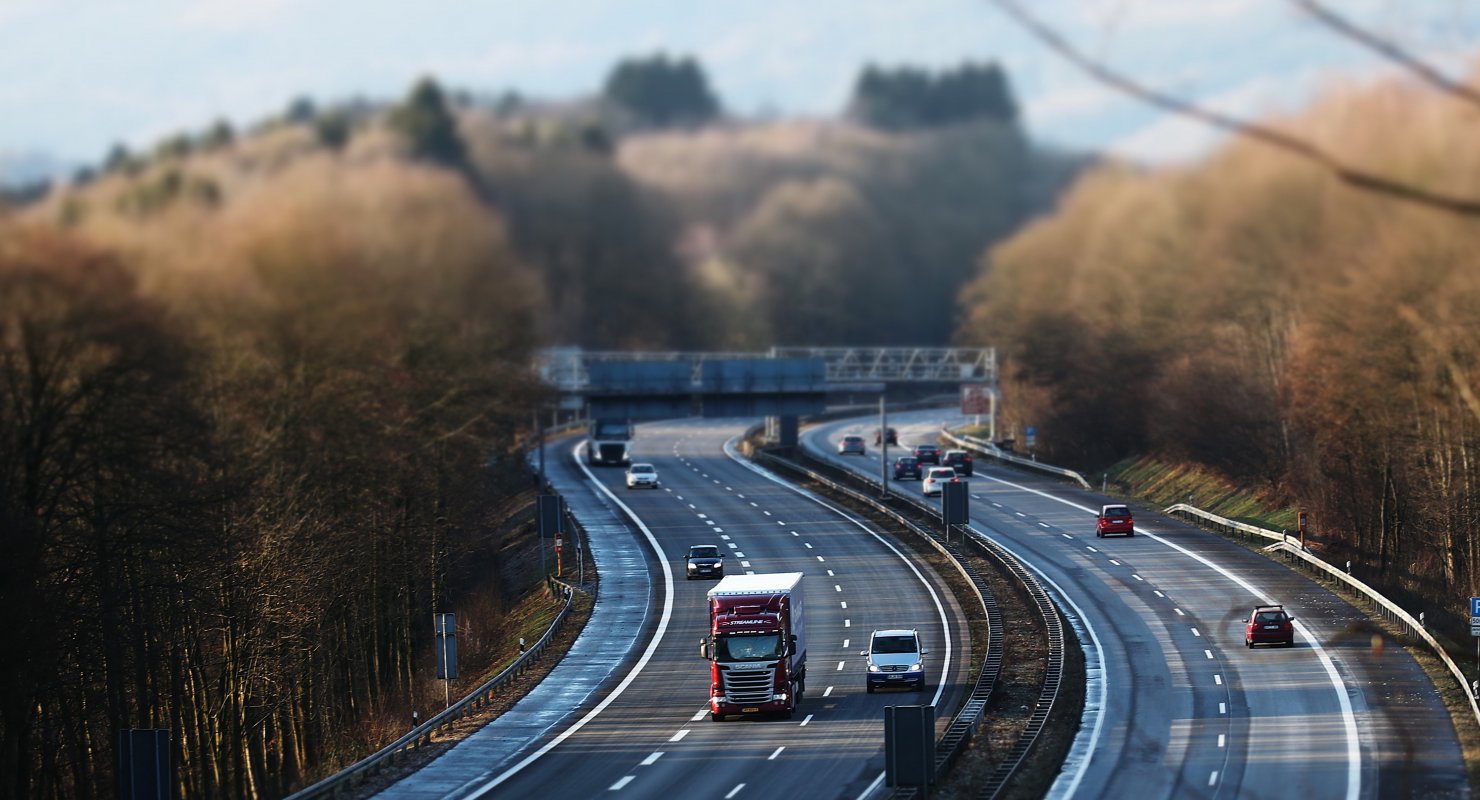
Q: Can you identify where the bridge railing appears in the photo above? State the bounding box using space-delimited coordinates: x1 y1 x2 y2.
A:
1163 504 1480 730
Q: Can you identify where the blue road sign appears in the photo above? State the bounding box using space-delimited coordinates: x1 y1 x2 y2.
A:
1471 597 1480 616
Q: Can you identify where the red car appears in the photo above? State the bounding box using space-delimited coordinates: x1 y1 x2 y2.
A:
1245 604 1295 647
1095 504 1134 537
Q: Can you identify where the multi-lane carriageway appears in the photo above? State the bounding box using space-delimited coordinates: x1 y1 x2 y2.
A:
378 411 1468 800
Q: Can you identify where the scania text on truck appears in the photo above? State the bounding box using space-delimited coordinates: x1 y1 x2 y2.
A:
700 573 807 721
586 419 632 467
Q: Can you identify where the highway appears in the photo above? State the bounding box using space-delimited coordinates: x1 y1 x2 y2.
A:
380 418 975 799
807 409 1468 799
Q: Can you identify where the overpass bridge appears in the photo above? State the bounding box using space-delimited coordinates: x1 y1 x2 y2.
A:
535 346 996 446
536 346 996 393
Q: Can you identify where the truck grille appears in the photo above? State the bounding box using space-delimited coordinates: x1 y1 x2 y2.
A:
722 666 775 703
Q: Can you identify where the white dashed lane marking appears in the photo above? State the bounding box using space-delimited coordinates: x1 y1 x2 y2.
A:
641 752 662 765
610 776 635 791
669 730 689 742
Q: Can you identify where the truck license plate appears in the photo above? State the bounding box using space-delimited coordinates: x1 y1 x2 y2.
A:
743 707 760 713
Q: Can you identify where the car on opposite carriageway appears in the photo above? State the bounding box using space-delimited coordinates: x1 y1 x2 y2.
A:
942 449 973 476
1095 504 1134 537
922 466 958 497
1245 604 1295 647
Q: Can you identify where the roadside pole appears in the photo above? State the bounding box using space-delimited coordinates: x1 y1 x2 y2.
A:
879 395 889 499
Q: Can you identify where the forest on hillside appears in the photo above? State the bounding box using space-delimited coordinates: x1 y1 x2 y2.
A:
959 66 1480 641
0 57 1067 798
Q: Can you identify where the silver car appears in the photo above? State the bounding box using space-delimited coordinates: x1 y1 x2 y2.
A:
625 463 659 489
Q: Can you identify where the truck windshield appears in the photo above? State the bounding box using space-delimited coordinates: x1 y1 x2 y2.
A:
596 423 631 438
716 633 784 661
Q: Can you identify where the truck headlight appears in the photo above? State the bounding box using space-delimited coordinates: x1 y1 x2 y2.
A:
774 693 787 701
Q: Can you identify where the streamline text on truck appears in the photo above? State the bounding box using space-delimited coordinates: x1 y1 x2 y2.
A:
700 573 806 720
586 419 632 467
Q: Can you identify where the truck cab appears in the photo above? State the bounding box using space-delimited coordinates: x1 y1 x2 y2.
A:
701 573 806 720
587 419 633 467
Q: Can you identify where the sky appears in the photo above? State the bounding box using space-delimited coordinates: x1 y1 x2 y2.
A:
1 0 1478 177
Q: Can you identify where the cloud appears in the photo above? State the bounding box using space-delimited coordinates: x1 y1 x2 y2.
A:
176 0 304 31
1024 82 1126 122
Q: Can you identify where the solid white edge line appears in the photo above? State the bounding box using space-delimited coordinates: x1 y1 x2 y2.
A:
467 439 676 797
973 467 1361 800
722 435 956 798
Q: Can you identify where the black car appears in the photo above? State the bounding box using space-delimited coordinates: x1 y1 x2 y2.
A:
942 449 973 476
892 455 922 480
875 427 898 446
913 444 941 465
685 544 724 580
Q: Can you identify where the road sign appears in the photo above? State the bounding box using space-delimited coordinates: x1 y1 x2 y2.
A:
960 384 991 415
434 613 457 680
554 536 564 553
1471 597 1480 617
1025 425 1037 449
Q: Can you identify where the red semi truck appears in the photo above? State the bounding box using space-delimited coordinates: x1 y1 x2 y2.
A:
701 572 807 720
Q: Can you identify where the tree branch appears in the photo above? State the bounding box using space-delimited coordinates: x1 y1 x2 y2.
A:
1289 0 1480 110
987 0 1480 215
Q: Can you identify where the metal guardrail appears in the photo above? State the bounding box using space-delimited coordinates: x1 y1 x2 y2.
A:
963 523 1064 800
285 584 576 799
1163 503 1480 731
942 428 1091 490
751 447 1066 797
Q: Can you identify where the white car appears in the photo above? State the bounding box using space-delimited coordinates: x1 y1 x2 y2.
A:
625 463 659 489
922 466 958 497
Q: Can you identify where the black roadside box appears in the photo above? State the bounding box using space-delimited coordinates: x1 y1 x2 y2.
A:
943 480 970 527
117 729 170 800
885 704 935 788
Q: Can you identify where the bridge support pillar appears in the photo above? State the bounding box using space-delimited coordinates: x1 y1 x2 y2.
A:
767 415 799 447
